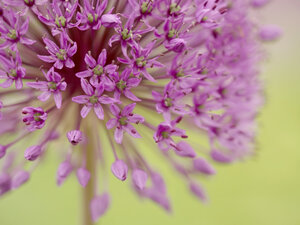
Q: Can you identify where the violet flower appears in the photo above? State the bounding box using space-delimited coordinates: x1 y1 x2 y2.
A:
118 41 164 82
72 79 116 119
0 53 26 89
110 67 141 102
106 103 144 144
27 67 67 108
76 49 117 90
76 0 107 30
0 10 35 51
37 0 79 36
22 107 47 131
2 0 47 14
38 33 77 69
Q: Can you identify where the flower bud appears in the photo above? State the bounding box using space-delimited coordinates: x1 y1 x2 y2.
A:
0 173 11 196
132 169 148 190
151 172 167 194
90 193 110 222
210 149 233 163
251 0 269 8
56 160 72 186
165 38 186 53
259 25 282 42
146 188 171 212
67 130 83 145
0 145 7 159
101 14 121 28
193 157 216 175
12 170 30 189
24 145 42 161
22 107 47 131
76 167 90 187
175 141 196 158
189 182 207 202
111 159 128 181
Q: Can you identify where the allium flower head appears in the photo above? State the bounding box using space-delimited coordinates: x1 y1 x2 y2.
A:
0 0 279 223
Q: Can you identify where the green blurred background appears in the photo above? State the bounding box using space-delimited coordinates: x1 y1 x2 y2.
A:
1 1 300 225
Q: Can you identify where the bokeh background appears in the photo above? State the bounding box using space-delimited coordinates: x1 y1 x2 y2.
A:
1 1 299 225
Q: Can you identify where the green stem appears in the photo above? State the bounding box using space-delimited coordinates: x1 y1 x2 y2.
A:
82 128 97 225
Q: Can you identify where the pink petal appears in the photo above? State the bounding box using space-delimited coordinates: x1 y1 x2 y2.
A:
81 105 92 118
53 92 62 108
94 103 104 120
106 118 118 129
110 104 120 116
114 127 123 144
38 92 51 101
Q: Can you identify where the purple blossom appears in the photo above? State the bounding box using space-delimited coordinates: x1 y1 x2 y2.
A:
106 103 144 144
76 49 117 90
118 41 164 82
0 10 35 51
110 68 141 102
37 1 78 36
22 107 47 131
2 0 47 14
27 67 67 108
154 117 187 151
76 0 106 30
0 53 26 89
152 81 188 121
38 33 77 69
109 15 153 56
72 79 116 119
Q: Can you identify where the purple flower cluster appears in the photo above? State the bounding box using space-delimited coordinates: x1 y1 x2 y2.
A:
0 0 279 222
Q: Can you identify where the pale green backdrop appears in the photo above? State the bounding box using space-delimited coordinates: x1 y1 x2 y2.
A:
1 1 300 225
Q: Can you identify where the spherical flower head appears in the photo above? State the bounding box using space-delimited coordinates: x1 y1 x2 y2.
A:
0 0 278 221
